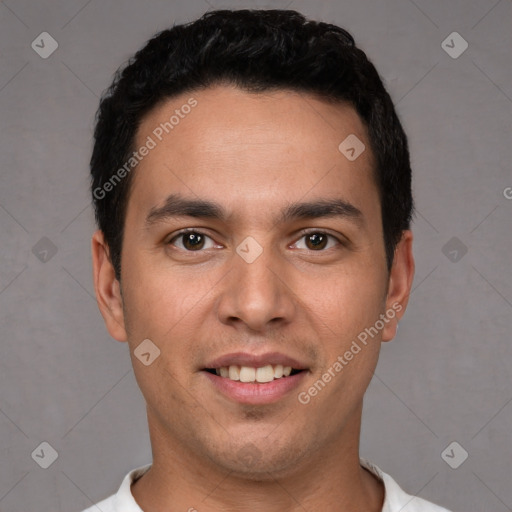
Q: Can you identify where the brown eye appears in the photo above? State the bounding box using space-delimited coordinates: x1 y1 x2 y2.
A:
181 232 205 250
292 231 340 252
305 232 328 250
169 231 217 251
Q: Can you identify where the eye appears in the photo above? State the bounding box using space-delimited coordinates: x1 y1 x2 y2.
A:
168 230 218 251
167 229 342 253
292 231 340 251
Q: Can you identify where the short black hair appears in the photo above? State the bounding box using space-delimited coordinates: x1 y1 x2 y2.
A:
91 9 413 280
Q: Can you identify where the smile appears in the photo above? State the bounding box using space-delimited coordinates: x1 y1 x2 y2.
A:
205 364 302 383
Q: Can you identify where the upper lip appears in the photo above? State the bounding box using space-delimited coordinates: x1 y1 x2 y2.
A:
204 351 308 370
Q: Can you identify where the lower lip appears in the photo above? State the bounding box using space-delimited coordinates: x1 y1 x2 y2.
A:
202 370 308 405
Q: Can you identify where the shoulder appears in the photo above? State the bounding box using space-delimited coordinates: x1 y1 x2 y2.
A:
361 459 452 512
79 464 151 512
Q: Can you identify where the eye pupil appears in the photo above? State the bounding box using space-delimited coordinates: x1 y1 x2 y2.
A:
306 233 327 250
183 232 204 250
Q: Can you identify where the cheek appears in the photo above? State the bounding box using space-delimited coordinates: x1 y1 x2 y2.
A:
122 252 208 333
121 268 203 408
302 273 384 412
309 266 387 335
120 257 220 386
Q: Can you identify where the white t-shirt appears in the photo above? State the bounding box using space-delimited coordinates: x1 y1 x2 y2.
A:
81 459 451 512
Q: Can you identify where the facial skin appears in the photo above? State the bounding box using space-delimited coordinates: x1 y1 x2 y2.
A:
92 85 414 511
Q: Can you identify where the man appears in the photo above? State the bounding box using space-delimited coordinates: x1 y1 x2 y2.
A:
84 9 451 512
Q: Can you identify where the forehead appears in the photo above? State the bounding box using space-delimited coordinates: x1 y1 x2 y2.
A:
129 85 378 224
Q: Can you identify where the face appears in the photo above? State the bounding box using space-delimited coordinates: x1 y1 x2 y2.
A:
93 85 413 478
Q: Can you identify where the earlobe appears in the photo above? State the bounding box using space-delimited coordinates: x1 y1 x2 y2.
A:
382 230 415 342
91 230 128 342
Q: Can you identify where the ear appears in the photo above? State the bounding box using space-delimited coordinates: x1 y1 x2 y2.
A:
91 230 127 342
382 230 415 342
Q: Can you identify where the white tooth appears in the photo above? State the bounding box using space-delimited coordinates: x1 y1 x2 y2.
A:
239 366 256 382
256 365 275 383
229 365 240 381
220 367 229 378
283 366 292 377
215 368 220 376
273 364 284 378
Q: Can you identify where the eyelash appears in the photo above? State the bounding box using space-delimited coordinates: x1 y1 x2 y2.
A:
167 228 343 252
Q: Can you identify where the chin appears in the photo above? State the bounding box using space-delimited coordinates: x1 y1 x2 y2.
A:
210 438 309 480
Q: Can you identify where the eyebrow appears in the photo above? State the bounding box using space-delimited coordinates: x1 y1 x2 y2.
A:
145 193 363 227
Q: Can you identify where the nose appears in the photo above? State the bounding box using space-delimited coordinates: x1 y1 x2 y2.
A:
216 245 296 333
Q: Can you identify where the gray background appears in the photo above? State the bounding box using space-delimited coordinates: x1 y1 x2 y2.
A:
0 0 510 511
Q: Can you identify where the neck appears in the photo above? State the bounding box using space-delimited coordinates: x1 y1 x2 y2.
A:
131 404 384 512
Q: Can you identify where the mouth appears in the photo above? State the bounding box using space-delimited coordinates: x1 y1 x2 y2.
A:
203 364 304 383
201 352 309 404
